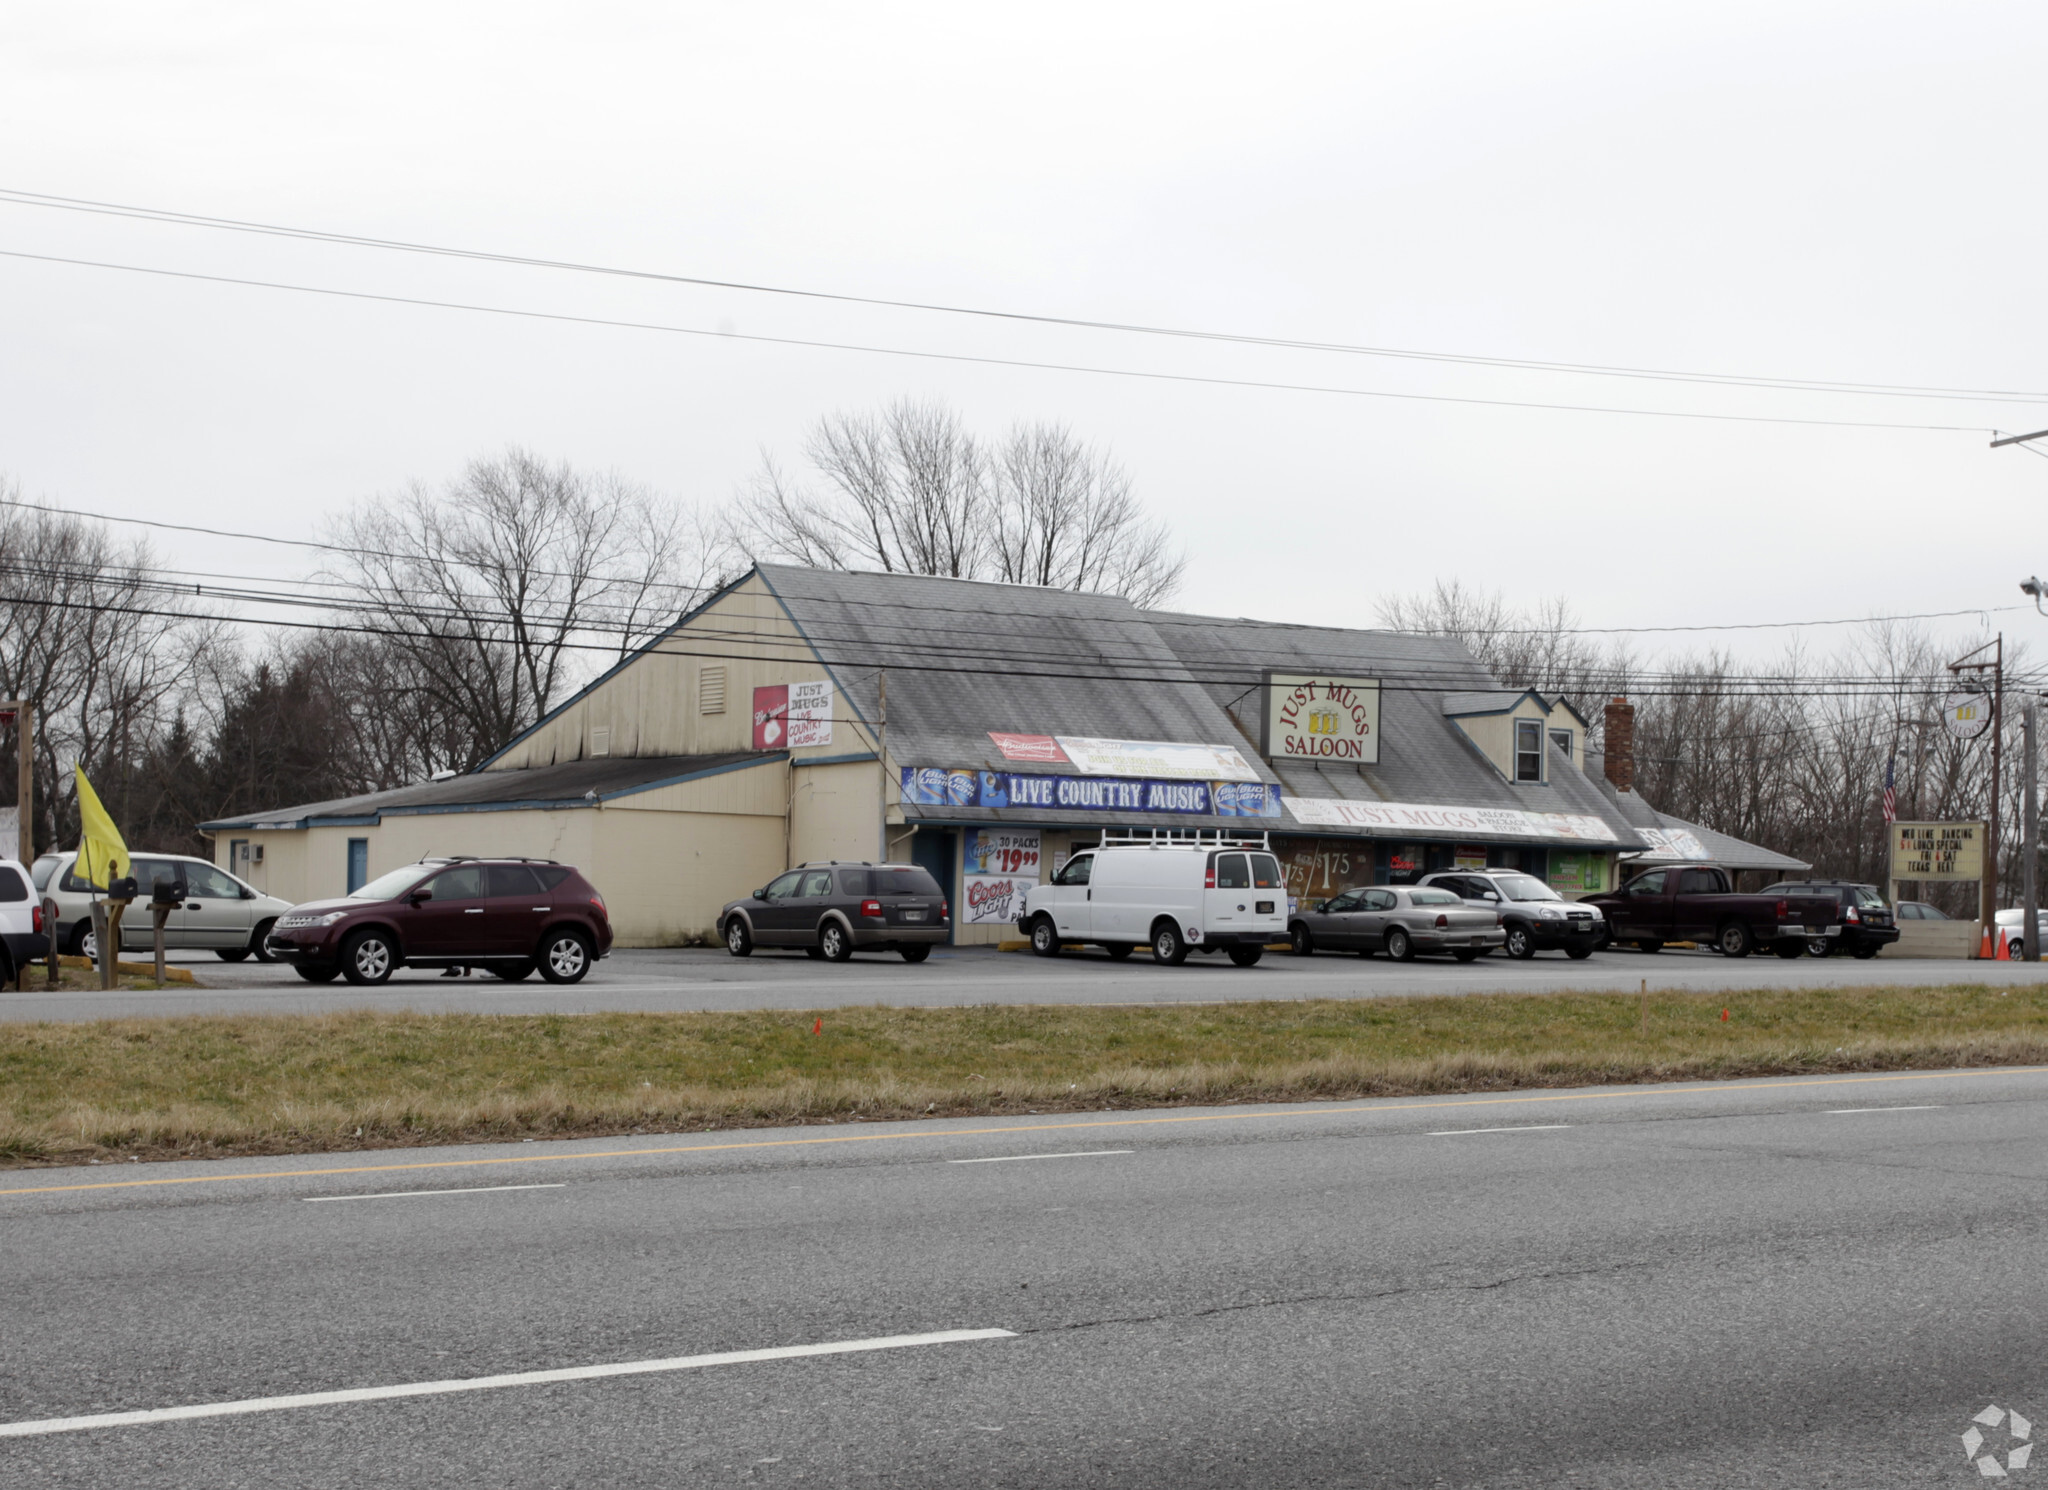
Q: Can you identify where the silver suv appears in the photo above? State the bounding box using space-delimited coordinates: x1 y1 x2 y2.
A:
1417 868 1604 960
29 850 294 962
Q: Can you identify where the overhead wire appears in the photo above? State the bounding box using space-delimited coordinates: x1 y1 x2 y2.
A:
0 497 2027 642
0 249 1995 436
4 184 2044 407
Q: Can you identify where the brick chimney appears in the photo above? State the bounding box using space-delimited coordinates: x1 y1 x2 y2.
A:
1603 697 1636 793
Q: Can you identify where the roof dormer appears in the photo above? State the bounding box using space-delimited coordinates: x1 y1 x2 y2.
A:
1442 689 1584 785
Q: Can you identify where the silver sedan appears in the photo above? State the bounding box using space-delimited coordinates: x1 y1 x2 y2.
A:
1287 885 1506 963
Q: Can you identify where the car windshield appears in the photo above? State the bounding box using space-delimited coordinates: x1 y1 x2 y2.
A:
1850 885 1886 908
1494 873 1559 902
349 865 431 901
29 855 58 891
1408 888 1462 905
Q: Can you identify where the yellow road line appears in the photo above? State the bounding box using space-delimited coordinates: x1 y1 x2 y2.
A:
1 1065 2039 1199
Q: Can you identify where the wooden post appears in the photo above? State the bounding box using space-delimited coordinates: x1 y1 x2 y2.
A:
152 903 171 988
42 897 58 987
91 900 111 989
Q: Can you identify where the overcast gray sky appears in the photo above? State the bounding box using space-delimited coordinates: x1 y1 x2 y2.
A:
4 1 2044 657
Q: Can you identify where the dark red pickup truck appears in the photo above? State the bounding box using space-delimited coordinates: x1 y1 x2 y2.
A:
1582 865 1848 958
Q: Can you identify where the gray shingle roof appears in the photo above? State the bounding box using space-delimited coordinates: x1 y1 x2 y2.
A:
1580 758 1811 872
199 752 774 830
1147 612 1644 844
756 565 1278 784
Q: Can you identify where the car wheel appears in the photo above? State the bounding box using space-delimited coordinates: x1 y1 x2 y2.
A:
1453 947 1480 962
1773 941 1804 959
69 922 93 959
1806 937 1831 958
1104 943 1134 960
1029 917 1062 958
724 918 754 958
340 929 396 986
492 959 536 981
1637 939 1663 954
1504 925 1535 960
294 963 339 983
215 948 250 963
1566 943 1594 960
1718 921 1754 958
1289 923 1315 957
899 944 931 963
1151 921 1189 966
819 921 853 963
1227 946 1263 967
538 929 594 983
1385 927 1415 962
250 920 279 963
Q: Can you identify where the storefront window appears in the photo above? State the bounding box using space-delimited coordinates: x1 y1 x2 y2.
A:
1387 845 1425 884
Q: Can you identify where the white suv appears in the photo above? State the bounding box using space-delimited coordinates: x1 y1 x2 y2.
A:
1417 868 1604 959
0 858 51 983
30 851 293 962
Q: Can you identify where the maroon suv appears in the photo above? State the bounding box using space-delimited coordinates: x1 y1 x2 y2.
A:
265 857 612 986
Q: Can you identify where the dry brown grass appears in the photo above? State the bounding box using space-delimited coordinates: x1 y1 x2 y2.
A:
2 981 2045 1165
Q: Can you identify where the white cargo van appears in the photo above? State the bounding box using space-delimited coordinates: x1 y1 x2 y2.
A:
1018 833 1287 966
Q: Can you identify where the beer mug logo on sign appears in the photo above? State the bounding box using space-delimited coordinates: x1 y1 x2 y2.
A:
1306 705 1340 737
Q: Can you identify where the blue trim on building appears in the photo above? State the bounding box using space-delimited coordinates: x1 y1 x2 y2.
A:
795 751 880 768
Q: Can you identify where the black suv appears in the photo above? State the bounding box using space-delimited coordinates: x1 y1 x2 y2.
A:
1755 881 1899 958
720 862 949 962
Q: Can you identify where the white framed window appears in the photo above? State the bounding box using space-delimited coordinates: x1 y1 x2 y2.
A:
1548 727 1573 763
1514 719 1543 782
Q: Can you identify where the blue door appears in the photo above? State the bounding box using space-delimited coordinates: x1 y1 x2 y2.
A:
346 839 369 894
910 829 956 944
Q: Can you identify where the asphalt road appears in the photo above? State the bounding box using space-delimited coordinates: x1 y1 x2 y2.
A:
5 943 2046 1021
1 1066 2043 1487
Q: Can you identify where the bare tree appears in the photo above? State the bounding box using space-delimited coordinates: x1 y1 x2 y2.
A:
989 423 1184 608
325 448 721 770
0 491 222 855
730 399 1186 605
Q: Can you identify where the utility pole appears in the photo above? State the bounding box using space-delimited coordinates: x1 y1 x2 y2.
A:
1949 637 2004 934
2025 696 2039 962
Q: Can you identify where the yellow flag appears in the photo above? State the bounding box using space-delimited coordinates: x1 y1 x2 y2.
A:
73 766 129 891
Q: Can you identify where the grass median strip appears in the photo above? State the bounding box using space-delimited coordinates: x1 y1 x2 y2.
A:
0 981 2045 1166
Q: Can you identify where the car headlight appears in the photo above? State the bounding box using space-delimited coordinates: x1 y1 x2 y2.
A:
1538 905 1565 919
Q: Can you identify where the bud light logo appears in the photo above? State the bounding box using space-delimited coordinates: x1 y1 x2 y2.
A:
946 770 978 807
1213 782 1242 816
914 767 948 805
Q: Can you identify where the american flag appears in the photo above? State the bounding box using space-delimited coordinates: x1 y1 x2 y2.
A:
1882 755 1897 825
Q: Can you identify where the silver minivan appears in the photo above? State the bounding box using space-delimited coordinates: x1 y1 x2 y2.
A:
29 850 294 962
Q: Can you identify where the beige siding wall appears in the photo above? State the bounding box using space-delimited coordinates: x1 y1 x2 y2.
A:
790 760 885 866
487 576 881 773
1451 699 1557 782
211 761 791 945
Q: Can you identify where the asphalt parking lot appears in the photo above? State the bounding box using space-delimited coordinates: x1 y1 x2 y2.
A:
4 942 2044 1020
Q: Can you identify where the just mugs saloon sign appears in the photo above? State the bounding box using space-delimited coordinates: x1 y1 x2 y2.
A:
1263 674 1381 765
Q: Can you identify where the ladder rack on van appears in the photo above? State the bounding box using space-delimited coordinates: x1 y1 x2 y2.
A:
1095 828 1271 849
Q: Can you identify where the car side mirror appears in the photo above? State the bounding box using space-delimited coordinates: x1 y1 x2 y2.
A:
240 887 256 900
1311 899 1327 913
1483 891 1501 902
754 887 768 901
407 889 433 906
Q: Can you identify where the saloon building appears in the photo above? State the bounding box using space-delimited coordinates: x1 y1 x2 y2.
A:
204 564 1791 945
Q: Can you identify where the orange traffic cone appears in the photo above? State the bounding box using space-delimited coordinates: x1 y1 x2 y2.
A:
2000 927 2014 961
1981 923 1996 959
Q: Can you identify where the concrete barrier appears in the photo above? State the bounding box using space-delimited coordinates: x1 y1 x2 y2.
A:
1879 922 1979 959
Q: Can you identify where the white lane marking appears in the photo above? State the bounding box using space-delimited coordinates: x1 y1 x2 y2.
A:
305 1184 566 1202
947 1150 1133 1165
1429 1125 1571 1136
1825 1105 1946 1114
0 1328 1017 1438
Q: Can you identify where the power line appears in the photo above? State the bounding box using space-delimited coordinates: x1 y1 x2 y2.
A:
0 249 1993 436
5 184 2044 407
1 497 2023 641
